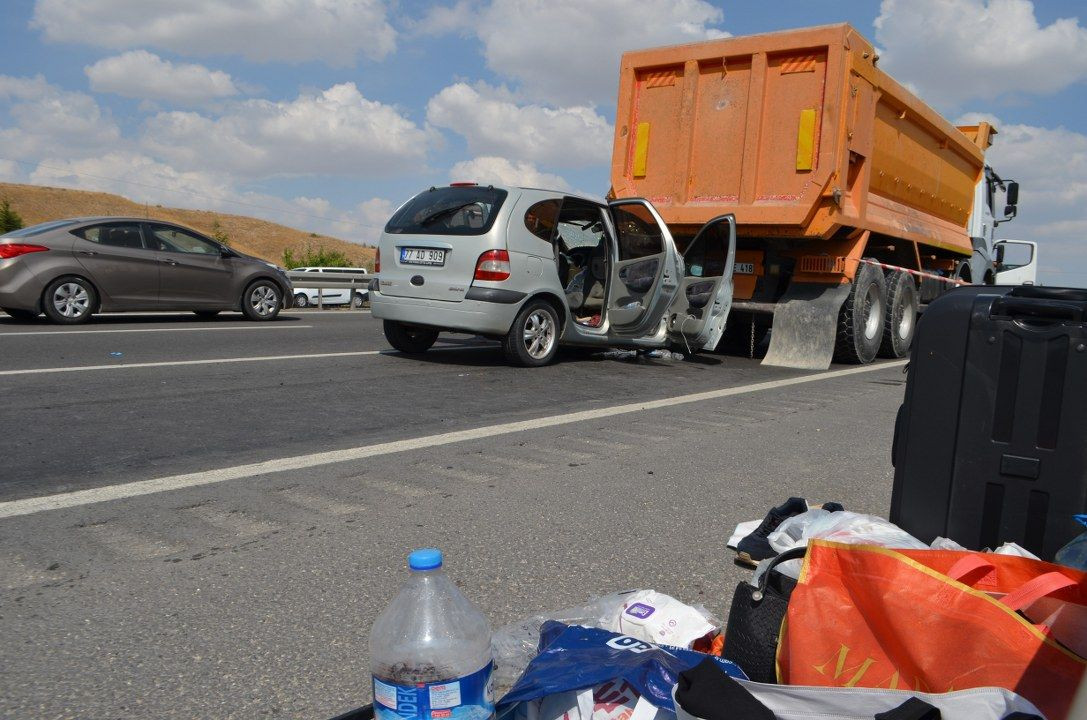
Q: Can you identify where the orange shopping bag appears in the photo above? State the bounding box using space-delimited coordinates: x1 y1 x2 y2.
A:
777 539 1086 719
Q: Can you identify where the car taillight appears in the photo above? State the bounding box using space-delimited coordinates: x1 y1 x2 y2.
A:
0 243 49 260
474 249 511 281
374 247 380 273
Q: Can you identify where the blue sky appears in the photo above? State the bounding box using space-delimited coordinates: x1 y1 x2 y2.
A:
1 0 1085 286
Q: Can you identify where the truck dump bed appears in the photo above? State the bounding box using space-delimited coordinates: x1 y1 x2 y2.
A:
610 24 989 256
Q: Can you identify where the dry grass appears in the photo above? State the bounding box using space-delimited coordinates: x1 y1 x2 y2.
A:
0 182 376 269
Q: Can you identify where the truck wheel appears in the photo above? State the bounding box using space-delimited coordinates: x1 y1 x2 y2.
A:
384 320 438 354
833 260 886 364
879 270 918 358
502 299 559 367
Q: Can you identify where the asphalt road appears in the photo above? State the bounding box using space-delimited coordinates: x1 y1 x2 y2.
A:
0 310 907 719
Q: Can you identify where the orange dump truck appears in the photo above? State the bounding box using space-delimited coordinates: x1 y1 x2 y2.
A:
610 24 1033 368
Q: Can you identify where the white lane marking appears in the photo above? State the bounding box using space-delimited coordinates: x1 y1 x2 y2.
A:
0 360 906 519
0 344 493 376
0 325 314 337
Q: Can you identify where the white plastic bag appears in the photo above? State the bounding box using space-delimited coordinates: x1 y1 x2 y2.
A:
767 509 928 555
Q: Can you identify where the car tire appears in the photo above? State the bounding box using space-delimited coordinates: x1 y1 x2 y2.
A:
502 299 560 367
384 320 438 354
241 280 283 321
294 293 309 308
351 293 365 309
193 310 221 319
833 260 886 364
3 308 39 322
42 276 97 325
878 270 918 358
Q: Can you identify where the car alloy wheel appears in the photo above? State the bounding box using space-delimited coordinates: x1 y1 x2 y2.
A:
53 282 91 319
522 308 556 360
250 285 279 317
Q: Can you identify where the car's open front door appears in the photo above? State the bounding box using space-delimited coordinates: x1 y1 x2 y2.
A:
666 214 736 351
605 198 681 338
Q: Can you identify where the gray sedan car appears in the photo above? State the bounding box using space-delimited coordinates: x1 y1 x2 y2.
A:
0 217 293 323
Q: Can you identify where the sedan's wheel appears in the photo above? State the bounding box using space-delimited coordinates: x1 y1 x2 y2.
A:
503 299 559 367
242 281 282 321
2 308 39 322
294 293 309 308
383 320 438 354
42 277 97 325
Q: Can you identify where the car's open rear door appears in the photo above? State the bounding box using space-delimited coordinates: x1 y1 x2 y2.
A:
605 198 681 338
666 214 736 350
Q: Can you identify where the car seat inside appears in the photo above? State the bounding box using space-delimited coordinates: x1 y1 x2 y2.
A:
553 200 610 328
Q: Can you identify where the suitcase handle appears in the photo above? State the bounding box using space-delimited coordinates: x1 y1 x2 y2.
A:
991 295 1087 323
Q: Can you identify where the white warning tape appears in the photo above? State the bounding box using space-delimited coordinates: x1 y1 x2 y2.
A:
854 258 970 286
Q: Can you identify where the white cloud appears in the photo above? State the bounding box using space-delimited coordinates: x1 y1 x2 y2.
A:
404 0 477 37
32 0 396 66
0 159 22 182
450 156 569 189
427 83 612 167
142 83 432 178
86 51 239 104
958 113 1087 287
0 74 121 160
470 0 728 105
875 0 1087 109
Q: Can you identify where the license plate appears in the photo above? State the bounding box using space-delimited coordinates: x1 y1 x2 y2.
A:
735 262 755 274
400 248 446 266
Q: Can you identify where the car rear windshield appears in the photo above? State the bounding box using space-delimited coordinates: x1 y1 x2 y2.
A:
385 186 508 236
1 219 79 238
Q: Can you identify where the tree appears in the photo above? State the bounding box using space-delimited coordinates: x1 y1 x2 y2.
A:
281 245 352 269
210 219 230 246
0 199 24 234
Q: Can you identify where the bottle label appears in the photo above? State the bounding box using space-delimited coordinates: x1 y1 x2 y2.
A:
373 662 494 720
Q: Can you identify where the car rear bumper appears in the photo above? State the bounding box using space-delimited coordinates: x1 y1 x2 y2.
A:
0 260 45 312
370 290 521 335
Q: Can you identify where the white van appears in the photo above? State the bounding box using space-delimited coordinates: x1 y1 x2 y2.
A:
292 267 370 308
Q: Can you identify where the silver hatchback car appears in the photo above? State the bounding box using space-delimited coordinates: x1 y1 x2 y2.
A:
0 217 294 324
371 184 737 366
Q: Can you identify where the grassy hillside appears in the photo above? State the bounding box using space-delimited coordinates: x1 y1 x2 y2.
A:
0 182 376 270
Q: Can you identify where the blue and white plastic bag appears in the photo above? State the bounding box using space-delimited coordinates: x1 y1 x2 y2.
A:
496 622 746 719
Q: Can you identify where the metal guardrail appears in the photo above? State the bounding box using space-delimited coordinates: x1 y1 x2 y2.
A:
286 270 375 309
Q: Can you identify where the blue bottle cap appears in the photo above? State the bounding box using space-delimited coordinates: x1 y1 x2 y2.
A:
409 548 443 571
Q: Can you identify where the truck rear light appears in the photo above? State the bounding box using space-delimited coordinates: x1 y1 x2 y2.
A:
474 249 511 281
0 243 49 260
374 247 380 273
450 182 478 187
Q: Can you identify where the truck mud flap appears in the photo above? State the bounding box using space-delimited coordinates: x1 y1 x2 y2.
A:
762 283 851 370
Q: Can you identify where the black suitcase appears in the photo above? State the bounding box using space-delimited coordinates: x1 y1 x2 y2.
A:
891 285 1087 560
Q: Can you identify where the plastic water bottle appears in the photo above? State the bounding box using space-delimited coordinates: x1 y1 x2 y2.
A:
370 548 494 720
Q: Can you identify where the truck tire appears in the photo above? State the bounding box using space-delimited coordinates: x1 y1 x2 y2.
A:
833 260 886 364
879 270 918 358
384 320 438 354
